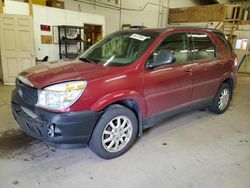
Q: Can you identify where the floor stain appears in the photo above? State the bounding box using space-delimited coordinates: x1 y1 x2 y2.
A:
239 139 249 143
0 128 55 160
55 167 62 170
12 180 19 185
0 129 35 157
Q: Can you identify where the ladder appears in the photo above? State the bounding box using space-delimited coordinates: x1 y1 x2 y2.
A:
215 4 243 44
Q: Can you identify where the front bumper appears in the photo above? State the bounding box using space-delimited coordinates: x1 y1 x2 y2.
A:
11 89 102 148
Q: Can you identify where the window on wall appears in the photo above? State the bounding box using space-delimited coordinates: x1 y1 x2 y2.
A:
154 32 189 65
191 33 217 61
235 39 248 50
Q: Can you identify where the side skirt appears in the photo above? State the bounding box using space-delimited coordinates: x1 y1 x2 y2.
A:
142 98 213 129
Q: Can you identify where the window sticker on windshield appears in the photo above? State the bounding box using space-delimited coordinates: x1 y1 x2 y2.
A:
129 33 150 41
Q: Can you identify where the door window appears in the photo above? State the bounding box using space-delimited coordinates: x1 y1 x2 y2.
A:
213 31 233 53
150 32 190 65
191 33 217 61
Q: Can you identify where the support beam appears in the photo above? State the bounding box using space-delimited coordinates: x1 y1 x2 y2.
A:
169 4 225 23
29 0 33 16
0 0 3 14
169 4 245 24
241 20 250 25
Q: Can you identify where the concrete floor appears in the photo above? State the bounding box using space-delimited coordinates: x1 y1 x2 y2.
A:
0 74 249 188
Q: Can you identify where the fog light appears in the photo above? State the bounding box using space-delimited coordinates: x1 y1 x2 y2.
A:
47 124 55 137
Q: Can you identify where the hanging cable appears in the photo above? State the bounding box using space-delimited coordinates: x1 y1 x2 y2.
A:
74 0 168 11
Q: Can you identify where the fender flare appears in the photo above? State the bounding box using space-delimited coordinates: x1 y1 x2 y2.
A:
220 72 235 89
90 90 146 136
90 90 146 116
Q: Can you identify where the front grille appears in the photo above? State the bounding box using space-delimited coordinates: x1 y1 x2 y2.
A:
12 103 46 139
16 79 38 105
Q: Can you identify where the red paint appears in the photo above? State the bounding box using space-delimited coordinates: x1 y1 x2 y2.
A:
20 28 237 118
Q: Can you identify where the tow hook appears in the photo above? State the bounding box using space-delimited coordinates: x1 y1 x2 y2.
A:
47 124 55 137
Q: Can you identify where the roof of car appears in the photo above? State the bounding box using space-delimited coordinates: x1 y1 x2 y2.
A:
121 27 222 34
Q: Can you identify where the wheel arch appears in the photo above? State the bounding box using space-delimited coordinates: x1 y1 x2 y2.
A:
223 78 234 91
117 99 143 136
90 90 146 136
222 77 234 100
101 99 144 136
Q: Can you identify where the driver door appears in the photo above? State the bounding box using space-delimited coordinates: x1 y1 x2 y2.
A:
143 32 194 117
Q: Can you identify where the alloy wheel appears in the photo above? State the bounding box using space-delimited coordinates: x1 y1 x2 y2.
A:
102 116 133 153
218 88 230 111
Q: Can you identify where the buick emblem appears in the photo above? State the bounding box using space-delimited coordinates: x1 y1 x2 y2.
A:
18 88 23 98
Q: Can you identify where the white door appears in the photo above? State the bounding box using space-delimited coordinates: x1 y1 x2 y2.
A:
0 14 35 85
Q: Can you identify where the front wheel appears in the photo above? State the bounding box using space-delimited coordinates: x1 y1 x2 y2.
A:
209 83 232 114
89 105 138 159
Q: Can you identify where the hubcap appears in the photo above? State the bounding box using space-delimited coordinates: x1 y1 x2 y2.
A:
102 116 132 153
218 88 230 110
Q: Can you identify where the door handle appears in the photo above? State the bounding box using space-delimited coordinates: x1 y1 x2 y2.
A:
184 68 192 75
184 68 192 72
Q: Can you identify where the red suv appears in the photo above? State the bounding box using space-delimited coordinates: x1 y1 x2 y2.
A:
12 28 237 159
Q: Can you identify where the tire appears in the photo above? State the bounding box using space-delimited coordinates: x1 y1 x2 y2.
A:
89 105 138 159
209 83 232 114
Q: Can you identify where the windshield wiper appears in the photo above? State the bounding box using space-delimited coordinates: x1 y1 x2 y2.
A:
79 57 96 64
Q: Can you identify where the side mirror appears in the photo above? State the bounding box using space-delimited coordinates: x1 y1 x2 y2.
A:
146 49 175 69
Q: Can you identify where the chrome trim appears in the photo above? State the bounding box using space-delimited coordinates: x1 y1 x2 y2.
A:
17 75 34 87
20 106 38 119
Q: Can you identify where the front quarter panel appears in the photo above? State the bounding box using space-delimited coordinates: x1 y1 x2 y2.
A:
69 67 146 116
90 90 146 116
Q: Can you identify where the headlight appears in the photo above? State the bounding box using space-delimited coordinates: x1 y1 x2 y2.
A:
37 81 87 110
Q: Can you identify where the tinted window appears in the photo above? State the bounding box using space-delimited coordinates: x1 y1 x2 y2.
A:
191 33 217 61
154 33 189 65
214 32 233 52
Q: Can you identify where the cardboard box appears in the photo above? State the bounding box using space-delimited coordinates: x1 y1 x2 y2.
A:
33 0 46 6
46 0 64 9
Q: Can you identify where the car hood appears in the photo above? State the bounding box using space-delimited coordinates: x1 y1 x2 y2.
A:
19 60 118 89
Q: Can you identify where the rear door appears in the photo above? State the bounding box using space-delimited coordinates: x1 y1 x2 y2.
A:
143 32 193 117
189 32 223 102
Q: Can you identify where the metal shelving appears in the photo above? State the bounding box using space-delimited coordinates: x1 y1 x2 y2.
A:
58 25 85 59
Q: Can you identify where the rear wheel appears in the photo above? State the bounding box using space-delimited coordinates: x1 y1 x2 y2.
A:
89 105 138 159
209 83 232 114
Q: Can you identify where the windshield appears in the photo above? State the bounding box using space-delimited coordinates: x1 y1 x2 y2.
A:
79 31 160 66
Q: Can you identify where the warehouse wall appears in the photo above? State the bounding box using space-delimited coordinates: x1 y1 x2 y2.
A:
169 0 196 8
4 0 29 14
218 0 230 3
65 0 164 34
4 0 105 61
64 1 119 35
2 0 200 61
63 0 203 35
32 6 105 60
235 25 250 73
0 50 3 81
